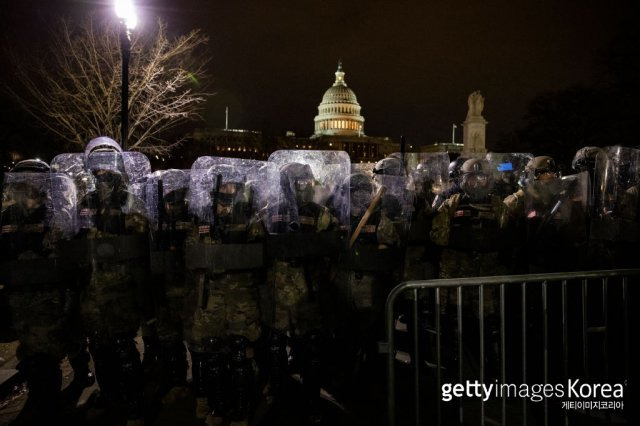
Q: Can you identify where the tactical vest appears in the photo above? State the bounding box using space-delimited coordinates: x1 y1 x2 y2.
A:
68 191 148 264
185 212 263 273
447 195 510 252
1 206 66 286
340 210 400 272
266 201 345 260
150 219 191 274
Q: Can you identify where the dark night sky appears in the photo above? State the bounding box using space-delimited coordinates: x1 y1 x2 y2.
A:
1 0 635 149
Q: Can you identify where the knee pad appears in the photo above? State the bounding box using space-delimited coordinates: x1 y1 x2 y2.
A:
113 335 144 419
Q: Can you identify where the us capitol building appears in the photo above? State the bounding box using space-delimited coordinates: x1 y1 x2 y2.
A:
184 63 401 166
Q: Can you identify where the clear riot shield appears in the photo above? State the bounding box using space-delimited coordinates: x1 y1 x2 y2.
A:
186 157 271 272
486 152 533 198
144 169 191 231
264 149 350 259
266 150 351 230
51 150 151 203
351 162 375 178
1 172 77 285
590 146 640 242
145 169 191 273
374 155 416 238
403 153 451 209
445 157 515 252
524 172 588 266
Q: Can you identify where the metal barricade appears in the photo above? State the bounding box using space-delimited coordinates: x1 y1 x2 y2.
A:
384 269 640 426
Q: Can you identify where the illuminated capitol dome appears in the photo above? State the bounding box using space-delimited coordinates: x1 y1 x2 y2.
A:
313 62 365 136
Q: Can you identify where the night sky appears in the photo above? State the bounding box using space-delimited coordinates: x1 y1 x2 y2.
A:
1 0 635 150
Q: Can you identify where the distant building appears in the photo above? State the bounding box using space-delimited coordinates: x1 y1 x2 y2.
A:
186 63 399 166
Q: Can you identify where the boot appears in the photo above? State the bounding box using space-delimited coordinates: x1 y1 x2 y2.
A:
266 330 288 401
229 335 255 423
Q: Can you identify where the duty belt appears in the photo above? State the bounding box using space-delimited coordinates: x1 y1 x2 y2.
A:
339 246 401 272
448 226 511 252
266 231 346 260
149 250 184 274
185 243 264 272
1 258 67 286
61 234 149 264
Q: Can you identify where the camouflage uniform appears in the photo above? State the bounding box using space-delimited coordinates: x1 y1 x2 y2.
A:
184 165 266 425
74 143 150 424
430 191 509 316
143 171 192 404
0 163 84 421
334 174 400 382
263 157 346 422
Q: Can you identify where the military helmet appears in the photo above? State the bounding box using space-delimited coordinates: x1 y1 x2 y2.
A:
460 158 489 175
348 173 373 193
526 156 558 177
11 159 50 173
279 162 315 182
448 157 466 179
85 136 122 156
373 157 403 177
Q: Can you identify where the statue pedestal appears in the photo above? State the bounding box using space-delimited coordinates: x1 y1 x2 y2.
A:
462 116 488 155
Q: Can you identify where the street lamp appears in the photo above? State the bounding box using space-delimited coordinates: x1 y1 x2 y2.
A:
115 0 137 150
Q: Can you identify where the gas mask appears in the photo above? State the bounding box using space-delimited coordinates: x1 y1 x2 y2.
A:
294 178 315 205
94 170 122 201
461 173 490 201
351 189 372 217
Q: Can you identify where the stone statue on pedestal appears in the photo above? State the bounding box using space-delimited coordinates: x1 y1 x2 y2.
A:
462 90 488 154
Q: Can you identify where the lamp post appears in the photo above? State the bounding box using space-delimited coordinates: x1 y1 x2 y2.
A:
452 123 457 144
115 0 137 151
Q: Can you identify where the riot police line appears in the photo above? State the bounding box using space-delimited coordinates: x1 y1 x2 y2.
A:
1 138 639 425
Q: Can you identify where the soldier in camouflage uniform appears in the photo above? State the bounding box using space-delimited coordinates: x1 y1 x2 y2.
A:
144 169 191 405
264 156 345 422
0 159 86 422
430 158 510 373
334 173 399 378
184 161 265 425
74 138 149 425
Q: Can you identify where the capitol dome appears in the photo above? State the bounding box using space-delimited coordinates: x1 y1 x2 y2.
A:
314 63 365 136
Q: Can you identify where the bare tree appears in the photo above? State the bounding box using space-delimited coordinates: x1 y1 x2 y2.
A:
5 15 211 155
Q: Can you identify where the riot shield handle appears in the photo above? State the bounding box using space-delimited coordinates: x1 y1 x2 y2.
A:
349 186 386 248
211 173 222 239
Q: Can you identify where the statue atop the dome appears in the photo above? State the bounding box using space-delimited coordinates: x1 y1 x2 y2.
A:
466 90 484 118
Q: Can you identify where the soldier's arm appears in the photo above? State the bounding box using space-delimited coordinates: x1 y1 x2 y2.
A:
377 212 400 248
430 196 456 246
316 206 338 232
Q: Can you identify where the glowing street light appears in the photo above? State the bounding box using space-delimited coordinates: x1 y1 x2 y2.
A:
115 0 137 30
115 0 137 150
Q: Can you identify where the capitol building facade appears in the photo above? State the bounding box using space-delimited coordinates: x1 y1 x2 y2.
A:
183 63 399 168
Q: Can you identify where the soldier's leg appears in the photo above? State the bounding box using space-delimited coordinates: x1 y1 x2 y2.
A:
228 335 255 424
157 339 189 403
65 338 96 400
185 274 230 421
113 333 145 422
265 329 289 400
224 273 262 424
299 330 325 421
